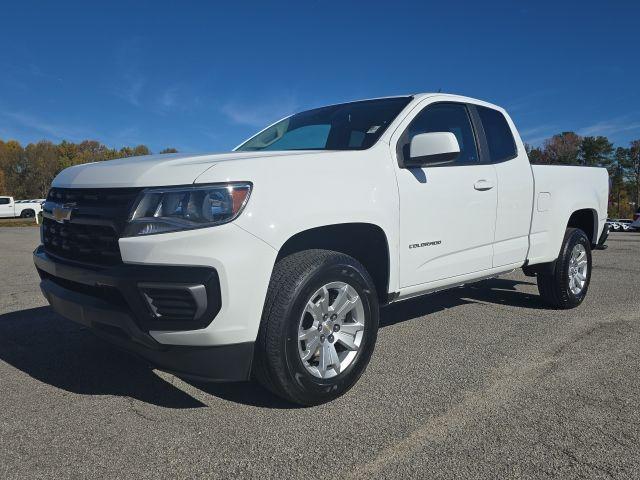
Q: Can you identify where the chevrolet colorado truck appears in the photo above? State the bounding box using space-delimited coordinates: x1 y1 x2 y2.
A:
0 196 42 218
34 94 609 405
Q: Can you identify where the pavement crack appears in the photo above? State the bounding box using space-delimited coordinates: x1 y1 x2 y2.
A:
558 446 621 479
125 398 155 422
347 316 637 479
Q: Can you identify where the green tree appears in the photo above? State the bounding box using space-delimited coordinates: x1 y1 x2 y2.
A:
630 140 640 210
610 147 629 217
579 136 613 167
159 148 178 154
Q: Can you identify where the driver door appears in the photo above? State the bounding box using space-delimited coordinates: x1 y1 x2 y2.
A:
393 102 497 288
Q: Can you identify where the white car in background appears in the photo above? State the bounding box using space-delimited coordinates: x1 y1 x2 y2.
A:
606 219 621 231
629 209 640 230
616 219 635 231
0 196 42 218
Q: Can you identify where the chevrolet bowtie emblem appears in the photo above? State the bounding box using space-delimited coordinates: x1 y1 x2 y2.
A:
52 203 76 223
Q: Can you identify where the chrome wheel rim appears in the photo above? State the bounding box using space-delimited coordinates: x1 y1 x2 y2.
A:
568 243 588 295
298 281 365 379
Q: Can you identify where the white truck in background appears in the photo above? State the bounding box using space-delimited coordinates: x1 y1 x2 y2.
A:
34 93 609 405
0 196 42 218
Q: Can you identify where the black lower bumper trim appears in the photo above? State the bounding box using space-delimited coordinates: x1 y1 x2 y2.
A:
34 246 221 332
38 256 252 382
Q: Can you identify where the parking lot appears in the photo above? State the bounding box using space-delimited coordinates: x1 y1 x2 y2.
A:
0 227 638 479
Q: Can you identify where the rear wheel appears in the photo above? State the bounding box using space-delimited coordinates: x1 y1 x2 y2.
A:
537 228 592 309
253 249 379 406
20 209 35 218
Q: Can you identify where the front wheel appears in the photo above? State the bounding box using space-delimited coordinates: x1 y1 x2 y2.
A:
537 228 592 309
253 249 379 406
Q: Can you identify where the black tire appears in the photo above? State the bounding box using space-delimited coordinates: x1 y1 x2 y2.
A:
20 209 35 218
253 249 379 406
537 228 592 309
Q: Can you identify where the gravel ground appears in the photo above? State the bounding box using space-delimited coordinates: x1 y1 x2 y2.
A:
0 227 638 479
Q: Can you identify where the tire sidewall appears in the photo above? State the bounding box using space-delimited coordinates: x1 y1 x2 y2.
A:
281 259 378 403
559 230 592 307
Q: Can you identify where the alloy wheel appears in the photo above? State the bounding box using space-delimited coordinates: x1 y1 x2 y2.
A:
297 281 365 379
568 243 588 295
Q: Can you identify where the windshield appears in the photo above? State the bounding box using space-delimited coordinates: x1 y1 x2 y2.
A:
236 97 412 152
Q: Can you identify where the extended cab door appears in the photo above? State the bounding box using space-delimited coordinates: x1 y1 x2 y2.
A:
0 197 13 218
473 105 533 268
392 101 498 288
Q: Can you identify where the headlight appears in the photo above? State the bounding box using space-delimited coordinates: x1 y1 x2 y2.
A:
124 182 252 236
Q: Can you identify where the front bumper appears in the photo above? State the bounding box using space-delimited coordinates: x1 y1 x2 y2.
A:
34 247 254 381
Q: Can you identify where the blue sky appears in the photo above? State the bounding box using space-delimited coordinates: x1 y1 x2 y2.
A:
1 0 639 153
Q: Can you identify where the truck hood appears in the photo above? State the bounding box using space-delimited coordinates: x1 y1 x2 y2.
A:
51 150 325 188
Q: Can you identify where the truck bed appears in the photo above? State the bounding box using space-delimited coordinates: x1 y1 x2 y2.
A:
527 165 609 265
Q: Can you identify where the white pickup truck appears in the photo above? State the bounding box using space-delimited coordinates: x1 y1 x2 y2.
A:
0 196 42 218
34 94 609 405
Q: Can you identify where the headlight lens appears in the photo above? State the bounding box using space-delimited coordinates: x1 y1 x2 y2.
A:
124 182 252 236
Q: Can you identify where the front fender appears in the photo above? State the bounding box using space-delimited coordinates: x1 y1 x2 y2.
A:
195 145 402 292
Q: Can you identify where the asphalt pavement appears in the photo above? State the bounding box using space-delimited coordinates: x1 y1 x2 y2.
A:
1 227 638 479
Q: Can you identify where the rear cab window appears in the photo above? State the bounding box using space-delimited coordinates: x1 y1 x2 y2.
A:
476 106 517 162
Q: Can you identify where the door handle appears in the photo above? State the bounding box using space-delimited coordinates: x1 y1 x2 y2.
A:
474 179 494 191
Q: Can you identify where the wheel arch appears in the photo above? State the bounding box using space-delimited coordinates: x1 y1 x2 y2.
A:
566 208 598 245
276 223 391 303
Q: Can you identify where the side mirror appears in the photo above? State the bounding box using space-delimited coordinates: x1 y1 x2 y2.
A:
405 132 460 167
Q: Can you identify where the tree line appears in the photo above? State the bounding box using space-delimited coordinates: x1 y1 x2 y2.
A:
0 139 177 199
1 134 639 218
526 133 640 218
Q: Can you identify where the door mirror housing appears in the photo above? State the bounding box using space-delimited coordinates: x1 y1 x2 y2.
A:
404 132 460 167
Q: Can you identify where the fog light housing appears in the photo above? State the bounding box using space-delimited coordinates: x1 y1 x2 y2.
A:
138 283 208 321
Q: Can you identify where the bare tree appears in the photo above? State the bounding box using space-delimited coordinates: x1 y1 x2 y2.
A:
542 132 582 165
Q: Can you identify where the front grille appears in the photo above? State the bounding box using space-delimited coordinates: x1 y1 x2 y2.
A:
43 187 142 266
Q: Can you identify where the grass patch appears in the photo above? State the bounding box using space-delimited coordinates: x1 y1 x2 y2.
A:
0 215 42 227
